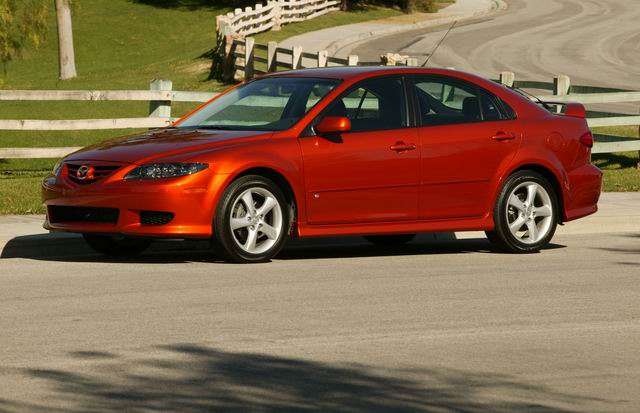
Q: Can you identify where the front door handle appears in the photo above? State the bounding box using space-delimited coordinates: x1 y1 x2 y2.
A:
492 131 516 141
390 141 417 152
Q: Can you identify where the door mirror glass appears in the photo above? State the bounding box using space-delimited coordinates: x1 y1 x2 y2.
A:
315 116 351 135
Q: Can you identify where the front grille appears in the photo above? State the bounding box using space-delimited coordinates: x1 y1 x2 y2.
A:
49 206 119 224
140 211 174 226
67 164 120 185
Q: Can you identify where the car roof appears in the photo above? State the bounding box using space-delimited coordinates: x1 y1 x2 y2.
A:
259 66 544 118
261 66 503 91
262 66 478 81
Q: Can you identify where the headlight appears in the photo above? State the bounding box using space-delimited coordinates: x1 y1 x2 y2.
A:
52 160 64 176
124 163 208 180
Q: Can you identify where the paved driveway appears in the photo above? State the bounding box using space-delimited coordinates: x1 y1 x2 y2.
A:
0 193 639 412
350 0 640 89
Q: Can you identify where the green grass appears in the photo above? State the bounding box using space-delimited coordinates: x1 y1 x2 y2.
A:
592 126 640 192
254 6 402 44
0 1 409 214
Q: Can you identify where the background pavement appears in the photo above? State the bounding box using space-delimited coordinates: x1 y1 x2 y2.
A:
0 193 639 412
280 0 505 57
349 0 640 89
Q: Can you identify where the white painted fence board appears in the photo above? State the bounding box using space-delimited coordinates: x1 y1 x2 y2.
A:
0 147 82 159
171 91 218 102
0 90 171 101
587 116 640 128
538 92 640 104
0 117 170 131
593 140 640 154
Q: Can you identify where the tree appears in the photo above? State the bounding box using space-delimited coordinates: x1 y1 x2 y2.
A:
0 0 77 80
55 0 76 79
0 0 47 71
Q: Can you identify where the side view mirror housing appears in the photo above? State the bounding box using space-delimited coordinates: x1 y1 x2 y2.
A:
315 116 351 135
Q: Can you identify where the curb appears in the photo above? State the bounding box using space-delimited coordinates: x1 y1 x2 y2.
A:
326 0 508 57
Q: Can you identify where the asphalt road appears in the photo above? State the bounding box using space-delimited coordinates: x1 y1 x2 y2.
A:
1 193 639 412
350 0 640 90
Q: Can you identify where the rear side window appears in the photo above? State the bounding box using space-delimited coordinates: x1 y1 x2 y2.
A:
413 76 513 126
320 76 408 132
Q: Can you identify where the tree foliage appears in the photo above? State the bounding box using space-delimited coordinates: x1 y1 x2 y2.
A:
0 0 48 70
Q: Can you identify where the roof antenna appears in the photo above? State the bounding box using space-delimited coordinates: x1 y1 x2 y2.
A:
421 20 457 67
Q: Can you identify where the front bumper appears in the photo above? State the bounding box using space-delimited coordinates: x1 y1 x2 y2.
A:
42 169 228 238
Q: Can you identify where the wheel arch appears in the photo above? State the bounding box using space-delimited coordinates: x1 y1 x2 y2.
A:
509 163 566 223
233 167 299 226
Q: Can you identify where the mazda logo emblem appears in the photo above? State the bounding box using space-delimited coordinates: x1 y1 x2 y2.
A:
76 165 95 181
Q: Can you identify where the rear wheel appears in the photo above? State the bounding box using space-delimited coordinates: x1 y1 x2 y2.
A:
364 234 416 245
212 175 290 263
486 171 558 253
82 234 152 257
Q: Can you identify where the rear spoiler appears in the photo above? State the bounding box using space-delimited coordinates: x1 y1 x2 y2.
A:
542 101 587 119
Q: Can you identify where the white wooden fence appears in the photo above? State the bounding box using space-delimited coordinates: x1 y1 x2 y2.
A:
498 71 640 155
216 0 340 38
226 36 413 82
0 71 638 159
0 80 216 158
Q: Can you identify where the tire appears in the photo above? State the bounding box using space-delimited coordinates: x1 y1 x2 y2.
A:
83 234 152 257
364 234 416 245
212 175 291 263
486 170 558 253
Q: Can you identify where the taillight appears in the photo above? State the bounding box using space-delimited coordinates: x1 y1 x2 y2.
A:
579 132 593 148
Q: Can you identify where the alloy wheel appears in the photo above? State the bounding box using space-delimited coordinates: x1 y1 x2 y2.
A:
229 187 283 254
505 181 554 244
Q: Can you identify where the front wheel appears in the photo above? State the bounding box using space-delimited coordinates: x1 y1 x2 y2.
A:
212 175 291 263
82 234 152 257
486 171 558 253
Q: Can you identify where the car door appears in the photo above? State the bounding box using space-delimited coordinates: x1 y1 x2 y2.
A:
299 76 420 225
411 75 522 219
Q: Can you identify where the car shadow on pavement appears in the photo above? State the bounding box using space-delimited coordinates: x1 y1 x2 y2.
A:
0 233 566 264
0 343 601 413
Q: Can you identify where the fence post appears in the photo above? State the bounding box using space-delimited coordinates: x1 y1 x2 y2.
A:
317 50 328 68
292 46 302 69
267 41 278 72
406 57 418 66
272 0 282 31
554 75 570 113
499 71 515 87
148 80 172 120
554 75 571 96
347 55 358 66
245 37 255 79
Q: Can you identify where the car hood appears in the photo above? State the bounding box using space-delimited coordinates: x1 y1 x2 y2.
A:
65 128 273 164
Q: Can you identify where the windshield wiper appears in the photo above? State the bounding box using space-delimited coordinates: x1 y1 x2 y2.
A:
190 125 237 130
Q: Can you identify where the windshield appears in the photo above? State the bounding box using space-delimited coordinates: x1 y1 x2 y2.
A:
178 77 341 131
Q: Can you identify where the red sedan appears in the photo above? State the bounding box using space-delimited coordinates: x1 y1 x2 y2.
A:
42 67 602 262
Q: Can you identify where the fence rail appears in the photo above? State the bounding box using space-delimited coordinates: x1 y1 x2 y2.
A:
0 71 638 159
216 0 340 38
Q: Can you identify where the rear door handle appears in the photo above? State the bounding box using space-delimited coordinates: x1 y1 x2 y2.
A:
492 132 516 141
390 141 417 152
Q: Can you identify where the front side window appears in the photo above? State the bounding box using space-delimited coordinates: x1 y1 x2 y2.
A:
178 77 340 131
413 76 512 126
319 77 407 133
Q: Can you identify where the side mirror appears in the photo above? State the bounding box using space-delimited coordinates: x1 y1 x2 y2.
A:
315 116 351 135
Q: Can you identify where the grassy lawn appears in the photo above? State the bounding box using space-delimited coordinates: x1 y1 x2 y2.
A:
0 0 408 214
592 126 640 192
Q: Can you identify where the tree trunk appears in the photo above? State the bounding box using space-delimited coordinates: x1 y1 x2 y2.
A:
340 0 347 11
403 0 415 13
55 0 77 80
